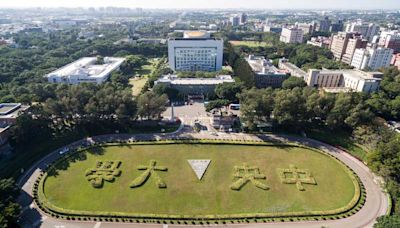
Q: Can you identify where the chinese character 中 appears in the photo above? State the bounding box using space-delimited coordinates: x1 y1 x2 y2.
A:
278 165 317 191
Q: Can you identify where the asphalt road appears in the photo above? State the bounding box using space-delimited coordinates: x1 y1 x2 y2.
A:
16 122 389 228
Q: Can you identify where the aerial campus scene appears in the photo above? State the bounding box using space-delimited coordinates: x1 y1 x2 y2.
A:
0 0 400 227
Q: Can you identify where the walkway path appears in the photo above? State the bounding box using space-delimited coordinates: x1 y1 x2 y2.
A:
17 129 389 228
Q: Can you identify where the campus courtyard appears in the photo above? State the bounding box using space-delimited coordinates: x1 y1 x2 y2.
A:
37 142 360 220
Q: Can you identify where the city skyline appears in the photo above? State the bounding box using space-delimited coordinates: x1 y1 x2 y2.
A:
0 0 399 10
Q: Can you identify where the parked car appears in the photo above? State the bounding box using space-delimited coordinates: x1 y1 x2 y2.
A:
59 148 69 155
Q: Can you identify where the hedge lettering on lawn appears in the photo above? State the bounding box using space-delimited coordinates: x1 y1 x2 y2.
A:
230 163 269 191
85 161 122 188
277 165 317 191
130 160 168 189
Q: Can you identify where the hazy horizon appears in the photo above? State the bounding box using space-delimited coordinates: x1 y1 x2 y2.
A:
0 0 399 10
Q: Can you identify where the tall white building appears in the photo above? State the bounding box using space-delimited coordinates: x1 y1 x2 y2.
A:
168 31 223 72
280 27 304 44
45 57 125 84
351 46 393 70
345 22 379 42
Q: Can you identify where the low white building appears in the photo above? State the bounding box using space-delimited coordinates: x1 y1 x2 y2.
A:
247 55 289 88
306 69 382 93
155 74 234 96
45 57 125 84
351 46 394 70
280 27 304 44
278 58 307 79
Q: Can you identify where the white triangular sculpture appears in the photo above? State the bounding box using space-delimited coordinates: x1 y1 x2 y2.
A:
187 160 211 180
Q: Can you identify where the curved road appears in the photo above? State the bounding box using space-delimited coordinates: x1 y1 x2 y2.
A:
17 128 389 228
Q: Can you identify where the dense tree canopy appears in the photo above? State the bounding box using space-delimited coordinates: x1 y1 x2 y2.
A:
0 178 20 228
215 82 243 103
137 91 168 120
374 215 400 228
282 76 307 90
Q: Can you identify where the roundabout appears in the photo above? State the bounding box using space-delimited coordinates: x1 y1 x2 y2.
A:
17 130 389 228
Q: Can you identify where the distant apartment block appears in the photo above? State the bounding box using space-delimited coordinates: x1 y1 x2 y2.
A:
391 53 400 70
264 25 282 34
296 22 316 35
345 22 379 42
318 17 331 32
280 27 304 44
305 69 382 93
168 31 223 72
351 46 393 70
46 57 125 85
379 31 400 54
230 16 240 27
155 74 234 96
278 58 307 79
342 35 368 65
0 103 30 145
330 32 352 60
247 55 289 88
307 36 331 48
240 13 248 25
330 20 344 33
330 32 367 62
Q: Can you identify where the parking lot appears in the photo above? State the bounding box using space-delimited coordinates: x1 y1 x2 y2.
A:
163 101 210 127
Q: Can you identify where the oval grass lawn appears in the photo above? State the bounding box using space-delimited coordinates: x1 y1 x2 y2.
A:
41 143 358 217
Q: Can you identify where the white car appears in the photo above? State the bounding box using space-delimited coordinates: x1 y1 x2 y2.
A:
59 148 69 155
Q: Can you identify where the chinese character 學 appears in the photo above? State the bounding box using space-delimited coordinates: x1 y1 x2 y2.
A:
278 165 317 191
230 163 269 191
130 160 168 189
85 161 121 188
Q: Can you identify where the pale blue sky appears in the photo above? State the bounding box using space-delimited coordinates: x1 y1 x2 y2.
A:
0 0 398 9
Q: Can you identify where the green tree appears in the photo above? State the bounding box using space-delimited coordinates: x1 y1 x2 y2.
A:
205 99 230 112
282 76 307 89
137 91 168 120
152 83 181 101
233 57 255 88
120 55 146 75
215 82 243 102
96 55 104 64
326 93 353 129
273 88 307 129
0 178 21 228
239 88 274 130
374 215 400 228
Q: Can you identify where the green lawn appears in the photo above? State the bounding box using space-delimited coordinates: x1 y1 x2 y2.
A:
129 58 159 96
41 143 357 217
229 40 272 48
129 77 147 96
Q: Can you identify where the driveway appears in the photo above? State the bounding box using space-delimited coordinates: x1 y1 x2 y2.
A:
17 128 389 228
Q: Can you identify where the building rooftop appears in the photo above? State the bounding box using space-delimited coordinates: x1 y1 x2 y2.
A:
322 87 353 93
317 69 383 81
0 103 29 117
183 31 210 39
0 103 30 129
247 55 286 75
45 57 125 80
157 75 234 85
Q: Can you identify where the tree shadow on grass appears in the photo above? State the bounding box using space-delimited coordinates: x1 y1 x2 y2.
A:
86 146 106 156
47 151 89 177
